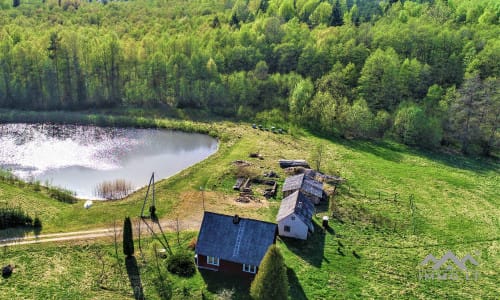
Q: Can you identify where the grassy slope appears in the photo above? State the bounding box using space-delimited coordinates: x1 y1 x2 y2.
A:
0 120 499 299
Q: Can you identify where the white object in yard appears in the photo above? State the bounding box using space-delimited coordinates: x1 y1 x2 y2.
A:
84 200 93 209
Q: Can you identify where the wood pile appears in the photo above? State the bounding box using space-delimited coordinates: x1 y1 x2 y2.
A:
279 159 310 169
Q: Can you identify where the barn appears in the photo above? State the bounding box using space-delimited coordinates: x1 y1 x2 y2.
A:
282 173 324 204
276 191 315 240
195 212 277 276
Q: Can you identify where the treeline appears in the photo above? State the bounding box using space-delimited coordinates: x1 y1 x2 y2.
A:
0 0 498 155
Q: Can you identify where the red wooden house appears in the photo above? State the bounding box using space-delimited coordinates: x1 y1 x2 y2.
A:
195 212 277 276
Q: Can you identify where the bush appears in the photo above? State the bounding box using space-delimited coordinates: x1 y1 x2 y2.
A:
49 187 78 204
166 252 196 277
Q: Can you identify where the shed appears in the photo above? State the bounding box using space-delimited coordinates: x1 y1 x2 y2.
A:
276 191 315 240
282 173 324 204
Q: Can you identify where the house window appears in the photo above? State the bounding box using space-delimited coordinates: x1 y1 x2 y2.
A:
243 264 257 274
284 225 291 232
207 256 220 266
291 216 296 221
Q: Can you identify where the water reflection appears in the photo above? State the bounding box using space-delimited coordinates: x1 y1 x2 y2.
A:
0 123 218 199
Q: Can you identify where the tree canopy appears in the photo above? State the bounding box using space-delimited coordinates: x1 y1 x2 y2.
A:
0 0 498 156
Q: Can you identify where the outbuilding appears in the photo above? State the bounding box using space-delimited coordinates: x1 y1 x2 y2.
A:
282 173 324 204
276 191 315 240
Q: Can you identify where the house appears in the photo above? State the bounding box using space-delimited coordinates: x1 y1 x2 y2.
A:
195 212 277 276
282 173 324 204
276 191 315 240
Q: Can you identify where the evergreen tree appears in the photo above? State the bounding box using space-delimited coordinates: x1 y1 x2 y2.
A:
250 245 288 300
12 0 19 7
330 0 344 26
123 216 134 257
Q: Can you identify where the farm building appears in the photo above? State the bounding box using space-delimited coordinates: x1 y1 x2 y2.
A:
276 191 315 240
195 212 277 276
282 173 325 204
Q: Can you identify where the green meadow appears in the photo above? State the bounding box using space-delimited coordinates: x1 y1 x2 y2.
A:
0 117 498 299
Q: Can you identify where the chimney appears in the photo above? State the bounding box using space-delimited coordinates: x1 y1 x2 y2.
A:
233 214 240 224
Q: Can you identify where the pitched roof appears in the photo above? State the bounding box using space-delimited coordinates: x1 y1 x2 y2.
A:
282 174 323 198
276 191 314 231
196 212 276 266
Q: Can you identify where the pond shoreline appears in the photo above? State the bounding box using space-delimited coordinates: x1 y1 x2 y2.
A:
0 122 219 200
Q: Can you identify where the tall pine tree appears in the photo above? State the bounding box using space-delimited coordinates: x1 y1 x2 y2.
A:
250 245 288 300
123 216 134 257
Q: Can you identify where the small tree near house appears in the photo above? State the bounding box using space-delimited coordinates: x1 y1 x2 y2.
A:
250 245 288 300
123 216 134 257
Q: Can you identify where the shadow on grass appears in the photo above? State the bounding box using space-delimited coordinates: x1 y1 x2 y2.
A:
125 256 145 300
287 267 307 300
315 197 330 214
281 222 327 268
341 138 498 174
0 226 40 243
199 269 252 300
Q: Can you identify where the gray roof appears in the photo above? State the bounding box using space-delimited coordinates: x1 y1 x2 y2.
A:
196 212 276 266
276 191 314 231
283 174 323 198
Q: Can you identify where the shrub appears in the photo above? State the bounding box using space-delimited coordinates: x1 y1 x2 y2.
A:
49 187 78 204
166 252 196 277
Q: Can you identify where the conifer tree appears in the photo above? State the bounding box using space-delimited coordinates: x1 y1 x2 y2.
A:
123 216 134 257
250 245 288 300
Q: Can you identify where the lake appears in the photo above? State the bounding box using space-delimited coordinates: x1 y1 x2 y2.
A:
0 123 218 199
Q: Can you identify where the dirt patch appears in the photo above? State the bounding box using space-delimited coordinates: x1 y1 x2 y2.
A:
172 190 270 223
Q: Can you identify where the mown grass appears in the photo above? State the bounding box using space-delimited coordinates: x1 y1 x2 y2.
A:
0 114 498 299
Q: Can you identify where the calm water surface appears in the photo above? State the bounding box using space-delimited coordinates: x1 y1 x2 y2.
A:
0 123 218 199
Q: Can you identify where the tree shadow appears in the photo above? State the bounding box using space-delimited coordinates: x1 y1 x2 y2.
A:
199 269 252 300
315 197 330 214
340 138 498 174
340 139 405 163
125 256 145 300
280 222 326 268
286 267 307 300
0 226 35 243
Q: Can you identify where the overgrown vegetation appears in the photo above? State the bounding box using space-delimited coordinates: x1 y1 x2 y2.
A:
48 187 77 204
95 179 133 200
0 0 498 155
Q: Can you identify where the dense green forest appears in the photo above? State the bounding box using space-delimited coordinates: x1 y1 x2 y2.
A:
0 0 498 155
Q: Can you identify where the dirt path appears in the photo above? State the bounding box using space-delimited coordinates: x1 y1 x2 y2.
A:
0 217 201 247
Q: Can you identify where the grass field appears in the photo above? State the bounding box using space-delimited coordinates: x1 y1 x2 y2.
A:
0 116 499 299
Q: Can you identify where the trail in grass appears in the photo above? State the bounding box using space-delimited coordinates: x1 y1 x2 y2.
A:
0 218 201 247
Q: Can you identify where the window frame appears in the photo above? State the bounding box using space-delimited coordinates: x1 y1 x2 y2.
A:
284 225 291 232
242 264 257 274
207 256 220 266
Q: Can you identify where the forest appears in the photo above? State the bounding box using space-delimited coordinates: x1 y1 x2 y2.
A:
0 0 498 156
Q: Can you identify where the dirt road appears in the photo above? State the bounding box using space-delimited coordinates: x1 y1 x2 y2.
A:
0 218 201 247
